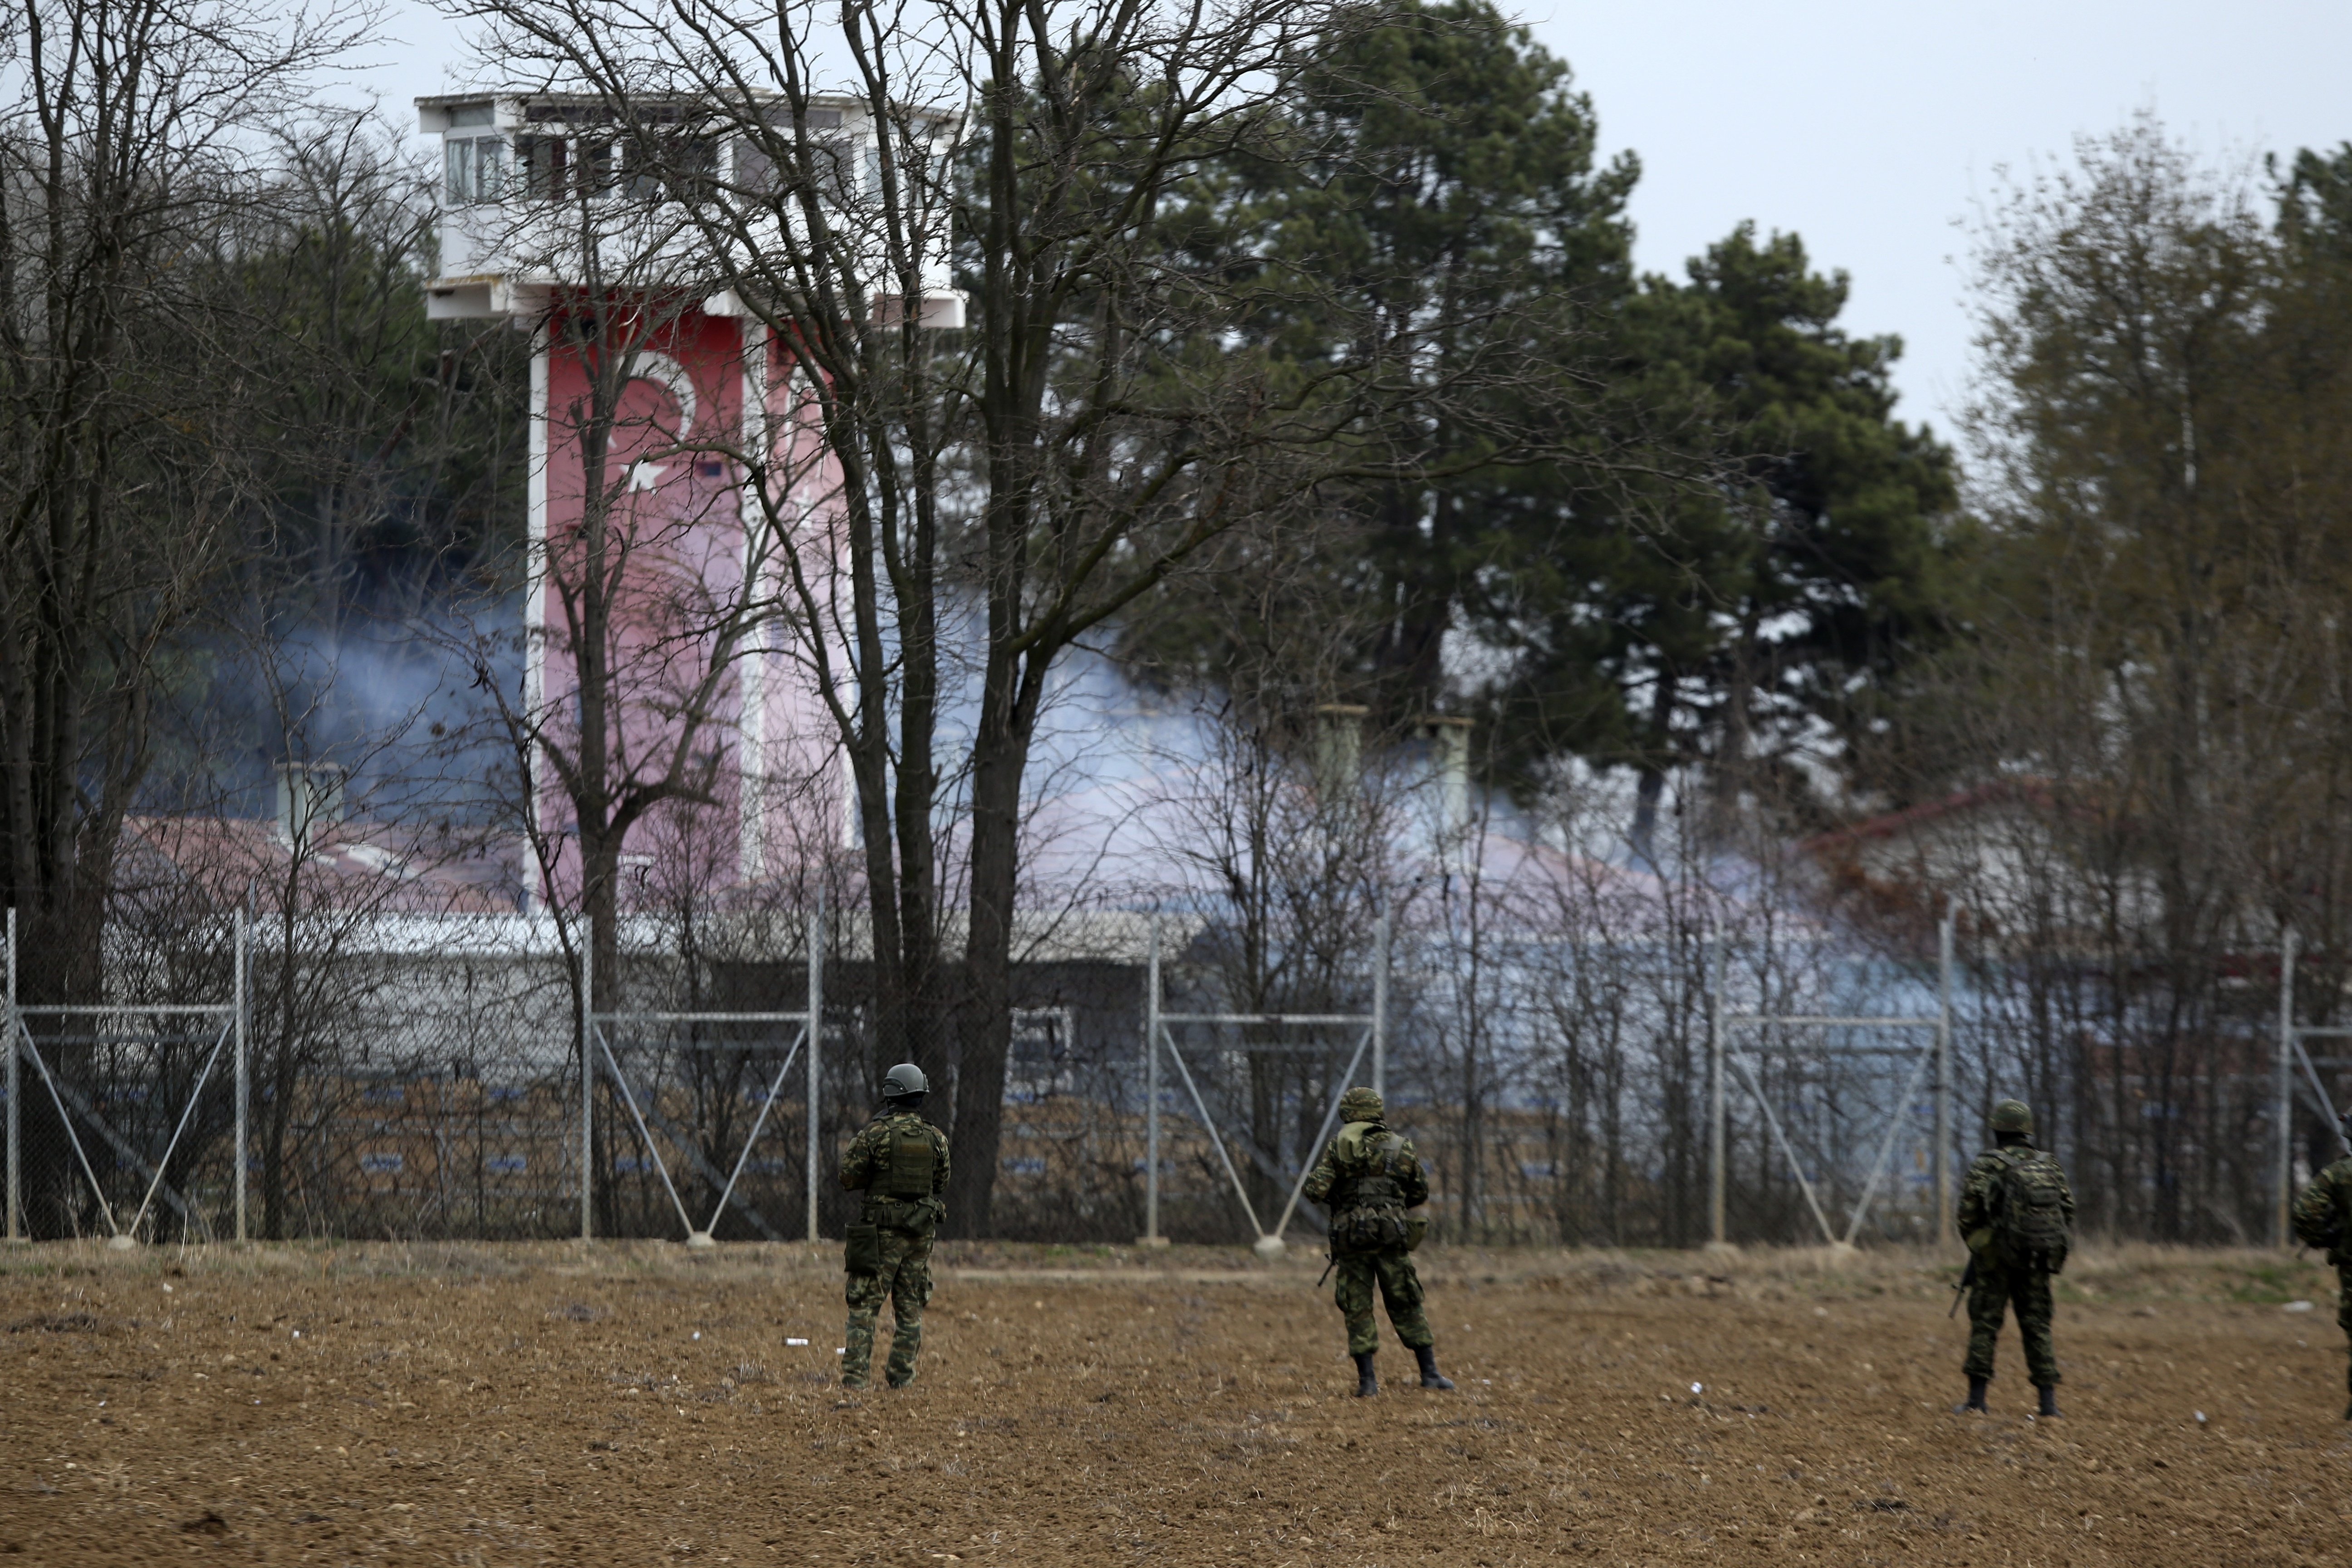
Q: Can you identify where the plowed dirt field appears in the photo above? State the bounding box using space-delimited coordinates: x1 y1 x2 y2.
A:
2 1240 2347 1565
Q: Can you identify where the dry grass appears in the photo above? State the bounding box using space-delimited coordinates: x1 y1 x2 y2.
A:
2 1238 2345 1565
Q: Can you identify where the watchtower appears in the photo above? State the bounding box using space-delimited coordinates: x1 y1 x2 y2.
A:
416 91 958 905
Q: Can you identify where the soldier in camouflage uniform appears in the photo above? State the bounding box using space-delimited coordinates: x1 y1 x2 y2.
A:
837 1063 951 1391
1302 1086 1454 1397
1955 1098 2074 1417
2289 1111 2352 1419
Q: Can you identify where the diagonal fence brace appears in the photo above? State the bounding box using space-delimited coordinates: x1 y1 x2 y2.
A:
125 1015 234 1243
12 1014 120 1236
2292 1036 2351 1155
1159 1034 1265 1237
700 1029 805 1236
593 1024 700 1239
1840 1039 1938 1245
1268 1025 1375 1242
1729 1049 1841 1246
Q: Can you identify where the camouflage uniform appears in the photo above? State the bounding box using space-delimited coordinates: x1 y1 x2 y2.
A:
1303 1112 1435 1357
1956 1141 2074 1390
2290 1154 2352 1404
838 1108 950 1388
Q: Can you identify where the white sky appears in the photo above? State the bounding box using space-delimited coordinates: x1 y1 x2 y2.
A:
1528 0 2352 435
353 0 2352 436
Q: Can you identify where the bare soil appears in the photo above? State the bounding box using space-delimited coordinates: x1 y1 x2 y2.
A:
3 1239 2348 1565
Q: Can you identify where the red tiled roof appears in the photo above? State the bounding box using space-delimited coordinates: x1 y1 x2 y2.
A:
120 815 524 914
1798 778 2059 858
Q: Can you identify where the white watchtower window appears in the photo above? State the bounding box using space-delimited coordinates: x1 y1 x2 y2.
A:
442 102 505 205
415 90 964 327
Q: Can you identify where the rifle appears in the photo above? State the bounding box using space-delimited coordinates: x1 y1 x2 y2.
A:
1947 1256 1976 1319
1316 1251 1336 1289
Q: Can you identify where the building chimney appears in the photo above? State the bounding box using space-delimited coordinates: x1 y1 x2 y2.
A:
1420 716 1473 862
275 762 348 847
1311 704 1368 804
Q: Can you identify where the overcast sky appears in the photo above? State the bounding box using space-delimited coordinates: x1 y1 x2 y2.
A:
360 0 2352 436
1525 0 2352 436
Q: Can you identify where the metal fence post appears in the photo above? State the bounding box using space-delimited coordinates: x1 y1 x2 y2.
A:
1143 915 1161 1245
579 937 594 1244
1370 900 1390 1102
234 907 249 1245
806 890 823 1244
1936 905 1954 1249
1708 932 1726 1247
5 907 18 1243
2279 926 2298 1250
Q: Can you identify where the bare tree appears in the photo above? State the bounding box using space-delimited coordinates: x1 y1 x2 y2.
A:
434 0 1566 1233
1131 529 1406 1230
419 128 833 1120
0 0 374 985
1838 114 2352 1241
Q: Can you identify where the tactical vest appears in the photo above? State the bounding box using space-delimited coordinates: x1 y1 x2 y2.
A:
877 1119 938 1200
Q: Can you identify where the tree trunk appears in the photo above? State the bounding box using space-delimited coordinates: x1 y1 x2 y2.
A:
1714 611 1758 815
1629 673 1677 868
945 655 1041 1237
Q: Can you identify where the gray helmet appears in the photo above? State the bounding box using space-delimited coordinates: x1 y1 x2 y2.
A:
881 1062 928 1098
1338 1086 1384 1124
1990 1098 2034 1136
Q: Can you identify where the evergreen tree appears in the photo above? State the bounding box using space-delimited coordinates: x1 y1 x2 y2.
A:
1126 3 1957 846
1470 225 1958 842
1120 0 1638 720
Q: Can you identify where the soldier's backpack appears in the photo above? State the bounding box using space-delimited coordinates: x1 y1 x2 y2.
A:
1328 1131 1416 1254
1991 1147 2071 1274
2292 1171 2346 1254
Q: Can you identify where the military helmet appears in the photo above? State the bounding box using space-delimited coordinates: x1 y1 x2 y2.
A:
882 1062 929 1098
1337 1086 1384 1124
1989 1098 2034 1136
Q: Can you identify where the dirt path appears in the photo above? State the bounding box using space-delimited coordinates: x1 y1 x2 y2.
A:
2 1242 2346 1565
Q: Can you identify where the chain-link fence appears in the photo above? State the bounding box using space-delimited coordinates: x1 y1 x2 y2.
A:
1 906 1189 1245
2 891 2299 1249
5 909 247 1244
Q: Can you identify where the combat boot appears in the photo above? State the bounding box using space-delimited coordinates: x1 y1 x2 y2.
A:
1414 1344 1455 1391
2037 1386 2060 1418
1352 1351 1378 1397
1955 1377 1988 1413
